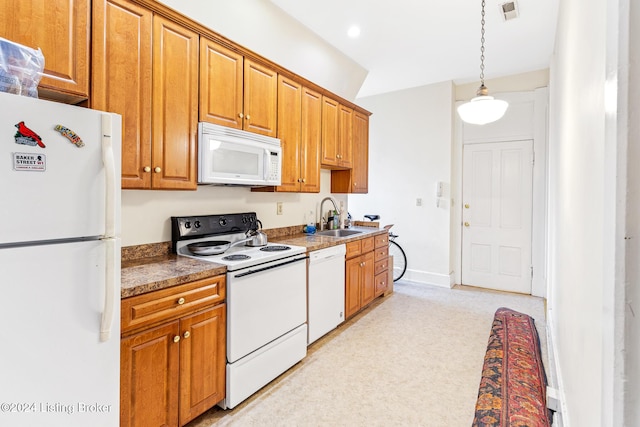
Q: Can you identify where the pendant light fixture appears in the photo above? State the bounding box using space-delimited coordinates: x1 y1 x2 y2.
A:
457 0 508 125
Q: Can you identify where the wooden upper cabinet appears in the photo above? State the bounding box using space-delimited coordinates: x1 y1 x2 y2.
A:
273 75 302 192
0 0 89 103
199 42 277 137
351 111 369 193
252 79 321 193
199 39 244 129
300 86 322 192
321 95 340 167
243 59 278 137
338 104 353 168
92 0 153 189
331 110 370 193
151 16 199 190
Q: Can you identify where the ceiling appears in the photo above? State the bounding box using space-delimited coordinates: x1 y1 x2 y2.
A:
269 0 559 98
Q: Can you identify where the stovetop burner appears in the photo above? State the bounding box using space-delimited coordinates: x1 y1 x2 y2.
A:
260 245 290 252
222 254 251 261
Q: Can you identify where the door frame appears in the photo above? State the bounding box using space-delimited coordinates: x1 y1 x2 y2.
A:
453 88 548 297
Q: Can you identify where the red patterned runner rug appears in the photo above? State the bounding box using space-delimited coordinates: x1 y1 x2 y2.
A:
472 307 552 427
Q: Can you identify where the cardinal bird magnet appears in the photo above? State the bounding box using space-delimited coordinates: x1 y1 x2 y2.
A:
14 121 46 148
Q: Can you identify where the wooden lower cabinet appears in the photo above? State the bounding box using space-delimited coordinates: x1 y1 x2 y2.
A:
120 276 226 427
345 238 375 319
121 321 180 427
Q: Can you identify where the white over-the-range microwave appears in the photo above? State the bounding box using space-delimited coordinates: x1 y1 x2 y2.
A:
198 122 282 186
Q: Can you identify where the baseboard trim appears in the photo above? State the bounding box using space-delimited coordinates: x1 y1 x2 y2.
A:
402 269 454 288
547 309 570 427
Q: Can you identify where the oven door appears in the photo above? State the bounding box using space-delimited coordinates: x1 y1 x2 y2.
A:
227 255 307 363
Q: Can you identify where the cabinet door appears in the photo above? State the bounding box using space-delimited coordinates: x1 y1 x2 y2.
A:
361 251 376 307
121 321 180 427
152 16 199 190
321 95 340 167
243 59 278 137
338 105 354 168
199 38 244 129
92 0 153 190
0 0 89 103
300 86 322 192
275 75 302 192
352 111 369 193
345 256 362 319
179 304 226 425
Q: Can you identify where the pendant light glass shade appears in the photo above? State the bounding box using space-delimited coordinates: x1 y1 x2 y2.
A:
457 95 508 125
458 0 508 125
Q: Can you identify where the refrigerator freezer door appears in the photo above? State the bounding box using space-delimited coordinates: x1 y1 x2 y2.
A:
0 92 121 245
0 240 120 427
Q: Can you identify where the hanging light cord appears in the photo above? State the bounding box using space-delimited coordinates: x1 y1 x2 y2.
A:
479 0 486 87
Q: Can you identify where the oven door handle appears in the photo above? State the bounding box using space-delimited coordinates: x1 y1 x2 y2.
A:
233 255 308 278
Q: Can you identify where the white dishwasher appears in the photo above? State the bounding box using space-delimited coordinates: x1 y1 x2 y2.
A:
307 244 346 345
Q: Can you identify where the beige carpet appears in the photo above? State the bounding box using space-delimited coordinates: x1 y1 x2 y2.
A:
186 281 547 427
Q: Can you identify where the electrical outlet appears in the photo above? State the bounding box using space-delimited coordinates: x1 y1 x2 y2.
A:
416 198 423 207
276 202 283 215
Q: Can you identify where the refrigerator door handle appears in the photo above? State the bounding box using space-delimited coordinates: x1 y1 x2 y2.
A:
100 238 116 342
101 114 116 239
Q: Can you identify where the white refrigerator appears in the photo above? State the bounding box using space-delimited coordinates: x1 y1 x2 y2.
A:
0 91 121 427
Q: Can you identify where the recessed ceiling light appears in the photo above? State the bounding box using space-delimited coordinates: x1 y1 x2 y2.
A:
347 25 361 38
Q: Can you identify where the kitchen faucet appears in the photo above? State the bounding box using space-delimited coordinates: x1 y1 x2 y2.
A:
319 197 340 231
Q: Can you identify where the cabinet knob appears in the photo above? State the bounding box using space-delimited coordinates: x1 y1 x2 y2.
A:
353 183 357 187
183 331 191 339
177 297 185 305
360 262 365 267
173 335 180 343
154 167 161 173
143 166 151 173
238 113 244 119
301 178 306 183
245 114 251 120
337 154 342 159
464 222 470 227
465 204 470 209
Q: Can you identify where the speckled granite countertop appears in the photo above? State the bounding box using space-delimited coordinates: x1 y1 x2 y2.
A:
121 242 226 299
270 226 389 252
121 226 388 299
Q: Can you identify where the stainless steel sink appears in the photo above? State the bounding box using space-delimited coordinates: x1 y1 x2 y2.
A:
315 229 363 237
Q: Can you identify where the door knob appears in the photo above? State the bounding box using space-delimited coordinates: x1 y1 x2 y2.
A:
464 222 470 227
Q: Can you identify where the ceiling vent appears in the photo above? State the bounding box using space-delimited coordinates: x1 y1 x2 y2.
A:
500 1 519 21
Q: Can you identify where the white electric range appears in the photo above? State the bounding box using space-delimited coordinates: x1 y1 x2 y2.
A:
171 213 308 409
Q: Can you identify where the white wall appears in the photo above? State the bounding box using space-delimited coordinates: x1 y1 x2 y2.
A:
349 81 455 287
156 0 367 102
547 0 633 424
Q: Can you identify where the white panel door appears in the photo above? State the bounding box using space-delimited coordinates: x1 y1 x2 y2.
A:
462 140 533 293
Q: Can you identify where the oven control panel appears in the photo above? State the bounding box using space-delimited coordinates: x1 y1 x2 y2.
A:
171 212 258 243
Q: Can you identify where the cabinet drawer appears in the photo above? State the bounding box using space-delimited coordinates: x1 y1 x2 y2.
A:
374 271 389 296
374 246 389 261
374 233 389 248
374 258 389 276
345 240 362 259
361 237 375 253
122 275 226 335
